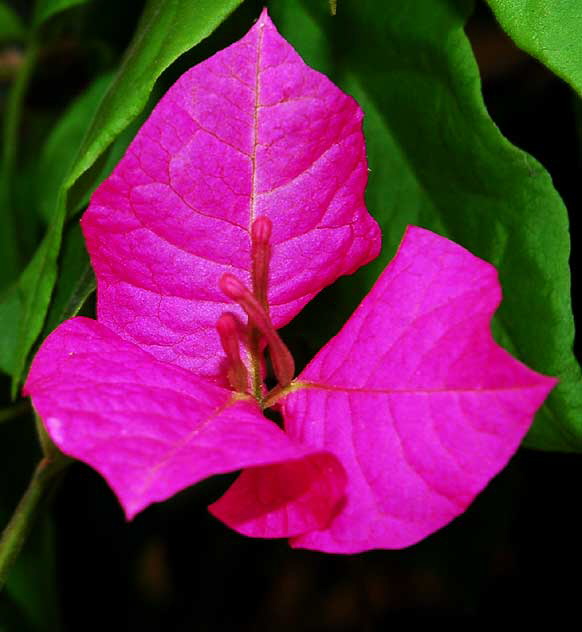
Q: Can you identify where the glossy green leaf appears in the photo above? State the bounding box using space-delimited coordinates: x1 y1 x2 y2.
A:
34 0 90 27
271 0 581 451
9 0 244 396
0 3 25 42
487 0 582 97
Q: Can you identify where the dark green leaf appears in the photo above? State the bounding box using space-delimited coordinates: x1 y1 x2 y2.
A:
487 0 582 97
1 518 60 632
0 285 19 376
0 413 60 631
33 0 90 27
272 0 581 451
0 36 37 290
0 187 19 294
9 0 244 396
0 3 25 42
36 73 114 223
43 224 95 337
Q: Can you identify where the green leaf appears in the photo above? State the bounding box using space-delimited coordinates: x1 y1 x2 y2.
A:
33 0 90 27
43 223 95 337
0 3 25 42
486 0 582 97
0 103 135 379
66 0 244 188
0 35 38 290
9 0 244 396
36 73 114 223
0 187 19 294
0 285 19 376
272 0 581 451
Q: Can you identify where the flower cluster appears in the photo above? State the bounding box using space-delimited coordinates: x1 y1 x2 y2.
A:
24 10 555 553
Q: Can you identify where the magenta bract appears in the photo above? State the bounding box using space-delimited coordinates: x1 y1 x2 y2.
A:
81 7 379 381
24 9 556 553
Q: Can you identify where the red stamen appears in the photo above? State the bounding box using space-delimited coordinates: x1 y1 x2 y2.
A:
220 274 295 387
251 216 272 310
252 215 272 244
216 312 248 392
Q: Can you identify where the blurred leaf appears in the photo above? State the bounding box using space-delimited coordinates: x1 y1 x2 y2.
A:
37 73 114 223
1 517 60 632
271 0 581 451
487 0 582 97
33 0 90 27
9 0 244 396
0 34 37 290
0 285 19 376
0 595 37 632
0 3 25 41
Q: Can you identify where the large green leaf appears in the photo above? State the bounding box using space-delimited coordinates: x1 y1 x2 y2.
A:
486 0 582 97
9 0 244 395
271 0 581 451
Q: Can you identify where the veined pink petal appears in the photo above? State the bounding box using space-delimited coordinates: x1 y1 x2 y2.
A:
279 226 556 553
24 317 344 525
82 9 380 381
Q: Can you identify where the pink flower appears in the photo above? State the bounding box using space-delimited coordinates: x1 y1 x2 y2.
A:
24 10 555 553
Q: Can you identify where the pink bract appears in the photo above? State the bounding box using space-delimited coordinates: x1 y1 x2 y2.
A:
24 10 556 554
81 8 380 381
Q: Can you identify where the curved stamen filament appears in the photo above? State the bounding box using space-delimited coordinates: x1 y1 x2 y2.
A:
220 274 295 388
251 216 272 311
216 313 249 393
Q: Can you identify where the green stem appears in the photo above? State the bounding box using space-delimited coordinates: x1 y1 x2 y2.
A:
0 35 38 279
0 455 69 591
